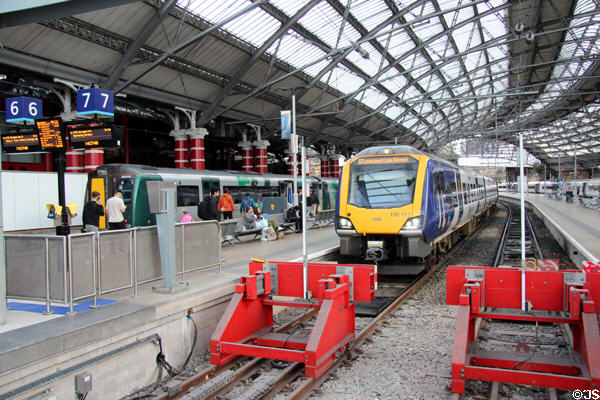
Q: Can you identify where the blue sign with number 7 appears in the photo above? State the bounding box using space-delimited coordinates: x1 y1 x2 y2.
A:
77 88 114 116
5 97 43 122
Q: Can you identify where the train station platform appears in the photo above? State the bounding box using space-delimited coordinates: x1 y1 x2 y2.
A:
499 192 600 264
0 226 339 400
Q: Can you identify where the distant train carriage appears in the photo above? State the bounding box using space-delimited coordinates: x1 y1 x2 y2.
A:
86 164 338 228
335 145 497 265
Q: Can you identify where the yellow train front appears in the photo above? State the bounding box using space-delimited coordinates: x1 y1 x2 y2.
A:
336 145 497 266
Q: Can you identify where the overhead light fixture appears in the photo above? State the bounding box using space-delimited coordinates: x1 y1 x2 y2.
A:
0 74 6 80
352 43 370 60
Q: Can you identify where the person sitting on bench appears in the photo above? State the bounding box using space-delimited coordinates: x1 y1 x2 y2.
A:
286 206 302 232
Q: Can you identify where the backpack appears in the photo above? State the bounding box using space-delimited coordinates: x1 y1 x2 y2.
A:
197 199 209 220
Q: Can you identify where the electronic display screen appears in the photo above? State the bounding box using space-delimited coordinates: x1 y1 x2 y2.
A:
34 118 65 150
1 132 41 153
67 124 114 149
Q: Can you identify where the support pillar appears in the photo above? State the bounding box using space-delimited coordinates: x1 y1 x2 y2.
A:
43 153 53 172
329 154 340 178
253 140 269 174
170 130 189 169
66 145 84 173
320 154 329 177
287 153 294 175
189 128 208 170
84 148 104 173
239 141 253 172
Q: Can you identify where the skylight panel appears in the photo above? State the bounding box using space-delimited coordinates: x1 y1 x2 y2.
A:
426 37 454 63
297 1 360 49
452 22 478 54
274 33 328 72
411 16 444 42
350 0 392 31
361 87 388 109
327 66 365 94
383 105 404 120
385 30 413 59
222 8 281 46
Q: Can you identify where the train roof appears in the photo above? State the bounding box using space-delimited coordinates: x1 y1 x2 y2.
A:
355 145 423 156
97 163 336 181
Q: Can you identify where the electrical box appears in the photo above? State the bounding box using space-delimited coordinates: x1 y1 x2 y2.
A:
75 372 92 396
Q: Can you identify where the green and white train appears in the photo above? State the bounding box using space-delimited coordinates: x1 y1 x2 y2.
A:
86 164 338 228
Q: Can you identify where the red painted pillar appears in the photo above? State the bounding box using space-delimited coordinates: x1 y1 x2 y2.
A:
189 128 207 170
66 142 84 173
84 148 104 173
44 152 53 172
320 154 329 177
329 154 339 178
287 154 294 175
253 140 269 174
240 141 253 172
171 130 189 169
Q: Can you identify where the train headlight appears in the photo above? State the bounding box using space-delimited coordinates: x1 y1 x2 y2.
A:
401 216 423 230
337 217 355 230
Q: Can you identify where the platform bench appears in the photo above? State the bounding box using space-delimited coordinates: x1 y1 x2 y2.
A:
310 209 335 229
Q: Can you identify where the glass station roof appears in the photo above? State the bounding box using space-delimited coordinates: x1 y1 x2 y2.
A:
174 0 600 170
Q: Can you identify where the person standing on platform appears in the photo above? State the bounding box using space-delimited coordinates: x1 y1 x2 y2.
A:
240 192 256 214
205 187 221 221
82 191 104 233
106 190 127 230
218 188 234 219
309 190 319 217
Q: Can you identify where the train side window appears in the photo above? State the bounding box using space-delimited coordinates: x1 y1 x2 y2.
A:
118 179 134 205
177 185 199 207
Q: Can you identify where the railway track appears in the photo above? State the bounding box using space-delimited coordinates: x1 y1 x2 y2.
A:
138 211 498 400
493 200 542 267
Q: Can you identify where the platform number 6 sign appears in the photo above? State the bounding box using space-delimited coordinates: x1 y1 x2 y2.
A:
5 97 43 123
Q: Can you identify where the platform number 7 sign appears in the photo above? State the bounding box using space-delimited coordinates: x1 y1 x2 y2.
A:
77 88 114 117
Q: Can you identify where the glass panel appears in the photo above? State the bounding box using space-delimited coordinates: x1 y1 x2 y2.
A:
348 156 419 208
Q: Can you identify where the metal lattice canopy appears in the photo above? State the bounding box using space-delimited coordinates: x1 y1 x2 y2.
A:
0 0 599 171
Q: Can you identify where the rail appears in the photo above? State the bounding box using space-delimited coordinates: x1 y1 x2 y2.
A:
4 221 222 313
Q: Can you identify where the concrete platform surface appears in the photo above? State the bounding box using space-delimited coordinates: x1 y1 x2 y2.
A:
0 226 339 400
500 192 600 262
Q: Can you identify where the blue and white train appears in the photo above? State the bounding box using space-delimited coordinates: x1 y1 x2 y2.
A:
335 145 497 265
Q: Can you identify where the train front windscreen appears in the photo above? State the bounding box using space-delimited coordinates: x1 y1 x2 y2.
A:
348 156 419 209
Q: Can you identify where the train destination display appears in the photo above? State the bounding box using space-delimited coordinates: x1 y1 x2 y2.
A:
1 132 41 153
67 124 114 148
34 118 65 150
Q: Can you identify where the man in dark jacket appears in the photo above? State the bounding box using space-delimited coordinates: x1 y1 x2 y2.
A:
206 187 221 221
285 206 302 232
82 191 104 233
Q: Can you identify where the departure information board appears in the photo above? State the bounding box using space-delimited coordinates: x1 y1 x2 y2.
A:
34 118 65 150
1 133 41 153
67 124 114 149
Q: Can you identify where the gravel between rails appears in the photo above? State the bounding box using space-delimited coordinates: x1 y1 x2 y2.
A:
309 205 573 400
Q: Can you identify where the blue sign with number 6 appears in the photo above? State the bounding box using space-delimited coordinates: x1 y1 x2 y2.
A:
5 97 43 122
77 88 114 116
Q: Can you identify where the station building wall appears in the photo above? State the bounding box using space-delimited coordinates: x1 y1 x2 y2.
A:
1 171 87 231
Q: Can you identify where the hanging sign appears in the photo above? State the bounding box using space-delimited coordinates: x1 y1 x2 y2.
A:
281 110 291 139
77 88 114 116
34 118 65 150
5 97 42 123
66 123 115 149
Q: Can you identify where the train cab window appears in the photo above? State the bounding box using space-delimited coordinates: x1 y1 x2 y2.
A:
177 185 199 207
117 179 134 205
349 157 419 208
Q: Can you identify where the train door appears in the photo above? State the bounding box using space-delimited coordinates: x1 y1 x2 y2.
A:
89 176 108 230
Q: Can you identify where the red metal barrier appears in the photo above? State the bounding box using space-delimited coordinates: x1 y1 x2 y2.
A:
210 261 377 377
446 265 600 393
